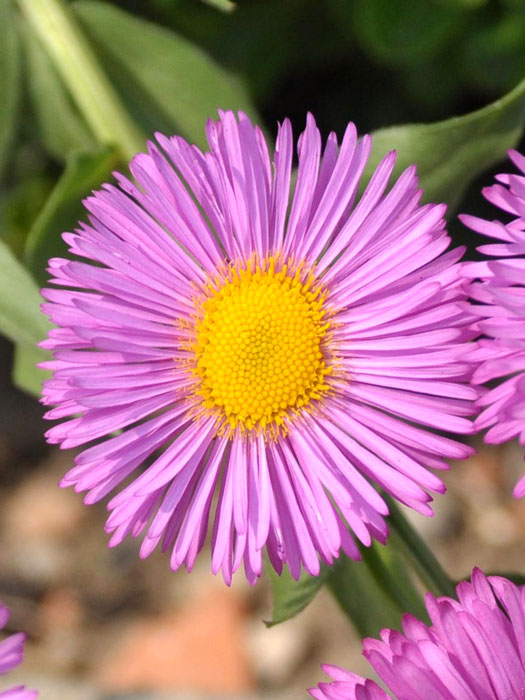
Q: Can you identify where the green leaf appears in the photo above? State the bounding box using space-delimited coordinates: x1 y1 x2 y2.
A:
24 146 120 285
12 342 50 397
73 1 261 148
265 562 331 627
0 0 21 177
0 238 50 348
21 19 95 161
265 540 425 634
201 0 237 12
327 552 403 638
367 74 525 210
359 540 427 621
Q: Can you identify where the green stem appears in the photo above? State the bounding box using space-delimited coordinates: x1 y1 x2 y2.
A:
384 494 456 598
17 0 144 160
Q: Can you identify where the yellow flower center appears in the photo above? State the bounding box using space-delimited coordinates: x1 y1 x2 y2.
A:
190 256 333 437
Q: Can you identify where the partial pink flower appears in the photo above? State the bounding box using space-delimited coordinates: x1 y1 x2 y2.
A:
461 149 525 497
311 569 525 700
0 605 37 700
41 111 478 583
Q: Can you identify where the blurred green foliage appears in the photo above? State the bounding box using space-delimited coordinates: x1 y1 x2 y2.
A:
1 0 525 396
4 0 525 247
1 3 522 220
0 0 524 393
146 0 525 131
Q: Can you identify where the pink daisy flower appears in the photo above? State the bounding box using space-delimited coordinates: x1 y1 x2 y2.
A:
311 569 525 700
41 111 478 583
0 605 37 700
461 149 525 497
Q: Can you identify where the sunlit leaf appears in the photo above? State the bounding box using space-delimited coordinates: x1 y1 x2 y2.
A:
73 1 261 148
367 74 525 209
21 20 95 161
201 0 236 13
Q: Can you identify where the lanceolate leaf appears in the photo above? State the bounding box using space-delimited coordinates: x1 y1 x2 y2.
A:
358 538 427 621
327 553 403 638
24 146 120 285
0 0 21 178
73 1 261 149
266 542 421 636
265 561 332 627
367 74 525 210
0 238 50 348
21 20 95 162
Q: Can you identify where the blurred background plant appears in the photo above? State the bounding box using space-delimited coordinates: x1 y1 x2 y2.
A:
4 0 525 394
2 0 525 698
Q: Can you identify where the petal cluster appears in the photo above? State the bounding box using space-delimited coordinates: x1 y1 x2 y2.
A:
42 111 478 583
311 569 525 700
462 149 525 497
0 605 37 700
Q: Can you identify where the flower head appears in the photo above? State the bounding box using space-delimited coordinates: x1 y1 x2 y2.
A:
41 111 478 583
0 605 37 700
461 149 525 497
311 569 525 700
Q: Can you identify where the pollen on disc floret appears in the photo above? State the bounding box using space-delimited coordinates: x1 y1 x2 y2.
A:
189 254 334 437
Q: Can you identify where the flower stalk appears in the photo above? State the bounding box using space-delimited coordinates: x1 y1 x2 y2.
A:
17 0 144 160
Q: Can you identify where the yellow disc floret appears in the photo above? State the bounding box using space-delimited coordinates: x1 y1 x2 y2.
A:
190 256 333 437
